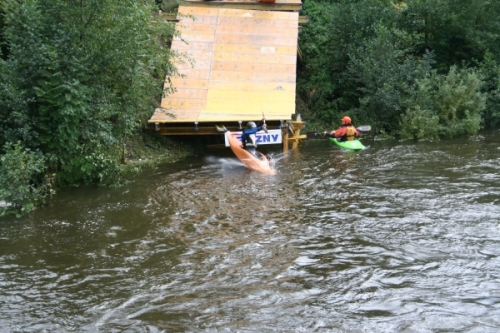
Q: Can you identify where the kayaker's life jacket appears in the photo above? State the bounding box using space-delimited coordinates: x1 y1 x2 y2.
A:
346 126 355 141
243 134 257 148
242 134 263 160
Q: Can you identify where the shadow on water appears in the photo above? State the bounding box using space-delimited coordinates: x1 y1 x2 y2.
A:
1 131 500 332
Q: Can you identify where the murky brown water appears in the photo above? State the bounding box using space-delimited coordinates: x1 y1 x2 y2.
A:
1 131 500 332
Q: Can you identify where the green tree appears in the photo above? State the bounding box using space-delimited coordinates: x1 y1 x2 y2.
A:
399 0 500 71
0 0 180 187
298 0 402 126
0 4 6 59
400 66 485 139
478 53 500 128
0 142 54 216
347 25 434 135
297 0 499 135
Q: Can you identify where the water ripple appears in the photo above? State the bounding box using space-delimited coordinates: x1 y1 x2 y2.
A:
1 133 500 331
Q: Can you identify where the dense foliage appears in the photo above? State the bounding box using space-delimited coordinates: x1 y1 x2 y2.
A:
0 0 181 215
297 0 500 137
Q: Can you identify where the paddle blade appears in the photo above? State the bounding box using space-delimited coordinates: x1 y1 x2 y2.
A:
357 125 371 131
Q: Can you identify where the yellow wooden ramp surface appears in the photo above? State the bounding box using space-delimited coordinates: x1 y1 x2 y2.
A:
149 5 299 124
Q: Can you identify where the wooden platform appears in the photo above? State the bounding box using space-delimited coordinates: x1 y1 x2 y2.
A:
148 1 300 129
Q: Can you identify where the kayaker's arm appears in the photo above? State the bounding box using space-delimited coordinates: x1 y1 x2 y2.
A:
256 118 267 133
323 131 336 137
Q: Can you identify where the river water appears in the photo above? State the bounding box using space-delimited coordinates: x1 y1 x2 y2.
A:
1 131 500 332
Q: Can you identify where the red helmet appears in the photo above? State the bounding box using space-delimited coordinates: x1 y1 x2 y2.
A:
341 116 352 124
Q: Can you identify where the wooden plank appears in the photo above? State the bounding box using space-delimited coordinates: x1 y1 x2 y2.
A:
213 51 296 64
205 103 294 115
173 31 216 42
177 15 218 26
160 98 206 109
216 19 299 30
186 49 216 61
171 40 214 52
171 49 214 62
172 69 211 79
200 110 293 119
167 88 208 99
214 43 296 55
172 59 212 70
181 1 302 11
149 108 190 122
169 78 209 89
177 23 217 34
150 110 294 123
287 134 307 140
215 33 297 46
198 0 302 4
209 70 296 83
207 81 295 92
197 111 294 121
177 6 220 16
203 100 295 110
210 61 296 73
216 25 297 35
218 9 299 21
207 90 295 102
204 97 296 110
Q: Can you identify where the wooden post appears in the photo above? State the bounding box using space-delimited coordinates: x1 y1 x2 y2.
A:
282 127 289 153
282 115 306 152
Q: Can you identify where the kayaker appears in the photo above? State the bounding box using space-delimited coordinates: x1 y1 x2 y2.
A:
324 116 359 142
241 119 267 159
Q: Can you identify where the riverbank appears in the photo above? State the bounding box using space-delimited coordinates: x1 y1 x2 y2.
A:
121 132 206 176
0 132 203 218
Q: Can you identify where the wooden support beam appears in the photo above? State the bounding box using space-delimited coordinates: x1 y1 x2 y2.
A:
281 116 305 151
287 135 307 141
145 122 282 136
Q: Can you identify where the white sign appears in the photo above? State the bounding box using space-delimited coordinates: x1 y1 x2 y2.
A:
225 129 282 147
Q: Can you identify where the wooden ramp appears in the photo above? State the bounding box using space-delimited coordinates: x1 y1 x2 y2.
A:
148 0 302 136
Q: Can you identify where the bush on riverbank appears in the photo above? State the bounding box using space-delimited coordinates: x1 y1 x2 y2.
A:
298 0 500 138
0 131 199 217
0 0 189 216
0 142 54 217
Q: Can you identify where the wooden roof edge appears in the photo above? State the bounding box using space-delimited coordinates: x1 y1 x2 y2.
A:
160 11 307 22
179 0 302 11
157 6 306 22
144 119 297 136
147 115 298 124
